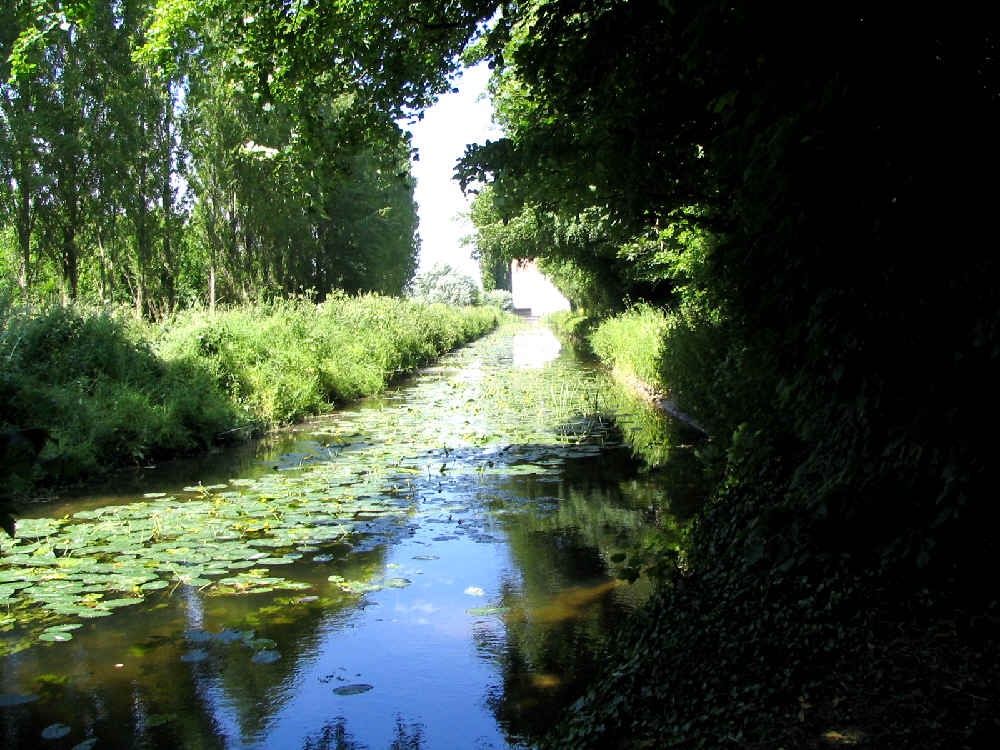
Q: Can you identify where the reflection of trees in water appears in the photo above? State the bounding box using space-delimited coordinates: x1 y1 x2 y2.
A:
480 413 709 746
301 715 425 750
480 476 648 743
0 652 228 749
481 573 625 745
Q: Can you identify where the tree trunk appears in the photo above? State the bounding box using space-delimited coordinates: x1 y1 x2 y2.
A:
209 264 217 312
61 226 78 302
14 162 33 301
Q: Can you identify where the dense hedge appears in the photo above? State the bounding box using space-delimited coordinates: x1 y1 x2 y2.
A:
550 299 999 749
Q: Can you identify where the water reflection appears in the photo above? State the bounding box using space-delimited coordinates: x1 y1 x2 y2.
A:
0 321 703 749
511 326 562 369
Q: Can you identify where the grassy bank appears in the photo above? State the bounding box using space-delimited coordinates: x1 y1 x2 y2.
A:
0 294 499 492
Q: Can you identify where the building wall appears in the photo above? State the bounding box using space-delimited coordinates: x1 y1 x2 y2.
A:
510 260 571 316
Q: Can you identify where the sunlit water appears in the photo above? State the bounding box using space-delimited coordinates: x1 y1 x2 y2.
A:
0 322 688 749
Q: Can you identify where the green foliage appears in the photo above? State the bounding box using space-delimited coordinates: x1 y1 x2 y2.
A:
2 0 499 311
543 310 592 343
466 0 999 579
0 296 498 491
1 303 238 484
407 263 481 307
481 289 513 312
588 305 668 393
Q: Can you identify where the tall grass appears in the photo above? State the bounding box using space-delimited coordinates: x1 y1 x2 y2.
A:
1 294 498 488
157 293 499 424
588 304 669 393
584 301 760 442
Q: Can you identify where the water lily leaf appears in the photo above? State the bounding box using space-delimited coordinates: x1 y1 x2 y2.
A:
466 606 507 616
15 518 64 538
215 628 252 644
179 578 213 588
338 581 382 594
38 631 73 642
180 649 209 663
77 609 113 619
251 650 281 664
384 578 412 588
0 693 39 707
332 683 373 696
255 557 294 566
100 597 142 608
70 738 99 750
41 723 72 739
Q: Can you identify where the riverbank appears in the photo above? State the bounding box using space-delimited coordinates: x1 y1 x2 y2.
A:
541 309 999 749
0 295 501 497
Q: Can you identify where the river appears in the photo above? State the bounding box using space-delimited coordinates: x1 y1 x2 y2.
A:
0 321 696 749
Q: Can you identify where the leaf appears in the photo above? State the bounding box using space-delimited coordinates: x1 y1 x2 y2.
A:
466 606 506 616
41 723 72 740
251 650 281 664
0 693 39 707
332 684 373 696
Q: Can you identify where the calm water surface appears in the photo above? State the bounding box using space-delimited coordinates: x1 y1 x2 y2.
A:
0 322 686 749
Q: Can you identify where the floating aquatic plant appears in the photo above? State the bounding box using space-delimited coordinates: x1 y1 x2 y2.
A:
2 323 670 663
332 684 373 696
40 723 72 740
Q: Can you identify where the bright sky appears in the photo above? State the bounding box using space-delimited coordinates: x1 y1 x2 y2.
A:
405 62 501 283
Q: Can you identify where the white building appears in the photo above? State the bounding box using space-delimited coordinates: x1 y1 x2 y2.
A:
510 260 571 316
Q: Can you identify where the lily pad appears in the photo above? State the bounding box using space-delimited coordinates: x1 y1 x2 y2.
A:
0 693 39 707
41 723 72 739
332 683 374 696
180 649 209 663
336 580 383 594
466 606 507 617
38 630 74 643
71 739 99 750
100 597 142 609
184 628 214 643
251 650 282 664
384 578 412 588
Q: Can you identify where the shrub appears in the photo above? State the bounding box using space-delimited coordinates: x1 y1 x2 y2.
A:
407 263 481 306
482 289 514 311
